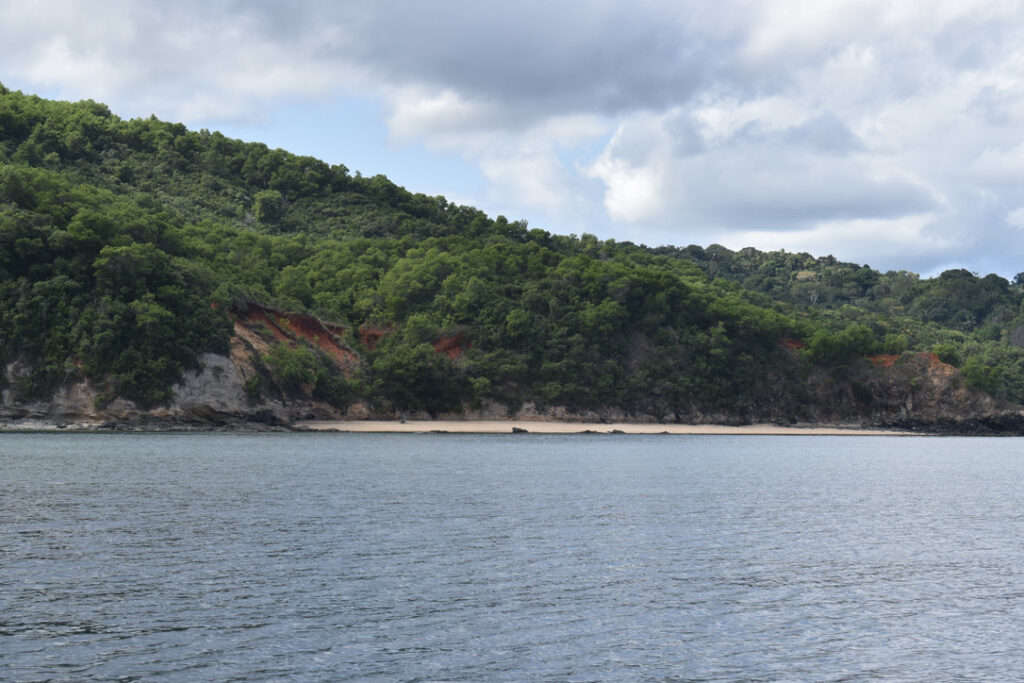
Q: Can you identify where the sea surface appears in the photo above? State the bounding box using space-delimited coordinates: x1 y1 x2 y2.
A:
3 432 1024 681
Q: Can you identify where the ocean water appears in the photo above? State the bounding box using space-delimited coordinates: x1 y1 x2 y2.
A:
3 432 1024 681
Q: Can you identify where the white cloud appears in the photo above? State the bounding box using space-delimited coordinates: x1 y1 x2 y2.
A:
0 1 367 124
586 107 941 230
1008 207 1024 230
381 83 611 228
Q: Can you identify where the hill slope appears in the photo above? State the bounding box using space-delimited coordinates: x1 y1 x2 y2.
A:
3 84 1024 431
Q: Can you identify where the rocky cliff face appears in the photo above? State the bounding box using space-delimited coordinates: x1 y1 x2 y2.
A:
733 351 1024 433
3 325 1023 432
2 353 268 428
830 353 1024 433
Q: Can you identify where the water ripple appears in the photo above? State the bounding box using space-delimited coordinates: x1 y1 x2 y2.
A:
3 433 1024 681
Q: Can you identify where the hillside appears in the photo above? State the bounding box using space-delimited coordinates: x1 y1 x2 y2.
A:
3 84 1024 432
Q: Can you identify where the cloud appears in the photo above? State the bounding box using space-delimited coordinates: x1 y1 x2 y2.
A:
587 108 940 228
0 1 364 122
351 0 738 115
5 1 1024 274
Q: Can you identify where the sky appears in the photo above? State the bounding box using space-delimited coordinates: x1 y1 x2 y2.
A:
3 0 1024 277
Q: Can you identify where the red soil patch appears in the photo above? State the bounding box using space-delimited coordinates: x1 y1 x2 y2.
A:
231 304 470 365
271 311 358 366
433 333 472 360
781 338 807 351
869 352 949 369
241 306 292 344
232 303 358 373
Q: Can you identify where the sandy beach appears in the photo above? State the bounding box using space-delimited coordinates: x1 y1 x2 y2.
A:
295 419 915 435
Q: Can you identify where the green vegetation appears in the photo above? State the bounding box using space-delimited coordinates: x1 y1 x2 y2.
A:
3 84 1024 416
675 245 1024 403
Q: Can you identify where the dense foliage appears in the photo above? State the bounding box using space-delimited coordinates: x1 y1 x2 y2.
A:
4 84 1024 414
675 245 1024 400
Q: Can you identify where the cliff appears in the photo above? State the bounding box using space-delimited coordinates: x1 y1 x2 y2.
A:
4 314 1022 433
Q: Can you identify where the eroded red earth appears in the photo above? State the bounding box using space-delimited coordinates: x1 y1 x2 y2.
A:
231 304 470 373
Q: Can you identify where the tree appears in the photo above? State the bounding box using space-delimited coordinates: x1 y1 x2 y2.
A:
264 344 317 390
254 189 284 225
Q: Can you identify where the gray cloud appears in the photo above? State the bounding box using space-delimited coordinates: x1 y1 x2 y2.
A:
349 0 731 115
0 1 750 123
782 112 862 154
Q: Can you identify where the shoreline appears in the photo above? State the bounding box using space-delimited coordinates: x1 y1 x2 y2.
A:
0 417 928 435
294 419 919 436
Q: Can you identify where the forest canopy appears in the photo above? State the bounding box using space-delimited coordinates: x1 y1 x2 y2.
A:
4 84 1024 416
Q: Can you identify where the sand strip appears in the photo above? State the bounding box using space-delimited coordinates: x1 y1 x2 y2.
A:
295 420 916 436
